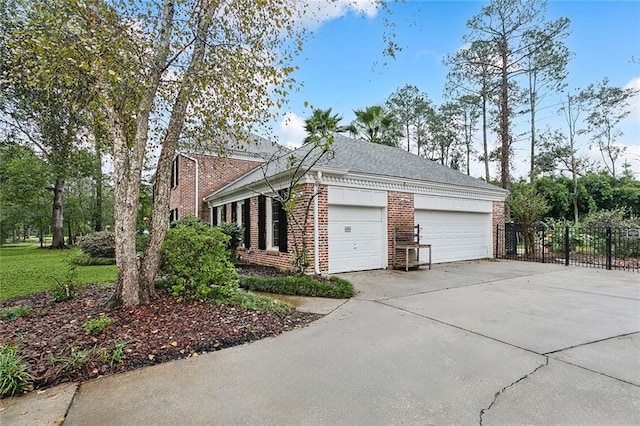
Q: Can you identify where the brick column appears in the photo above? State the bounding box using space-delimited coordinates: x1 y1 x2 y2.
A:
387 192 414 267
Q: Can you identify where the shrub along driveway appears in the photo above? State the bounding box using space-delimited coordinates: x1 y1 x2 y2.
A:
59 261 640 424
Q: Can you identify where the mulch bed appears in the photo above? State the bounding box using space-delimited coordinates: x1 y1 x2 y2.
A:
1 271 321 395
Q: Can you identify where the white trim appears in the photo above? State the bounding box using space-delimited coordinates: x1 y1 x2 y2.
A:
206 169 506 207
179 153 199 217
266 197 279 250
327 186 387 207
414 194 493 213
323 173 506 202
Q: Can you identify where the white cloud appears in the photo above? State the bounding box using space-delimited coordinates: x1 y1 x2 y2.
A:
276 112 307 148
624 77 640 119
293 0 380 30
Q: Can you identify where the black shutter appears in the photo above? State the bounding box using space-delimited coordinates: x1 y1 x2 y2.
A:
171 157 179 187
243 199 250 247
212 207 218 226
277 190 288 253
278 199 287 253
258 195 266 250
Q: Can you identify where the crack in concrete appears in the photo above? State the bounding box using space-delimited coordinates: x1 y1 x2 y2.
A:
543 331 639 356
478 357 549 426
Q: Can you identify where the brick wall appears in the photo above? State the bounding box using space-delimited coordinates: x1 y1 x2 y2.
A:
229 183 329 274
169 154 262 222
387 191 415 267
492 201 506 257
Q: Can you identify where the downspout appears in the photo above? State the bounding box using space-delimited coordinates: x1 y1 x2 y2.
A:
314 171 322 275
180 153 199 218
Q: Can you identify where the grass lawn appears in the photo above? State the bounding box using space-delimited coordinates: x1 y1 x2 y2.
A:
0 244 117 300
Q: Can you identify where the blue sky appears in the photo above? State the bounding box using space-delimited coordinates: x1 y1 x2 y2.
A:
274 0 640 179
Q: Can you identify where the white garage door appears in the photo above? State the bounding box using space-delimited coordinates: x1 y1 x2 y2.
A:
415 210 491 263
328 205 384 273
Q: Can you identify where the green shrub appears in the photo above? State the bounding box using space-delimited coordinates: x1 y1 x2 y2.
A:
51 264 82 302
161 217 238 301
70 252 116 266
239 275 355 299
581 207 640 230
0 341 32 397
0 305 31 322
83 316 113 336
78 231 115 258
217 222 243 252
226 291 290 316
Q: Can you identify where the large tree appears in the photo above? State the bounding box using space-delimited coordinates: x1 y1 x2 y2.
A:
521 23 571 182
535 90 593 222
464 0 570 189
348 105 402 147
1 1 93 248
303 108 348 144
385 84 434 153
445 40 498 182
0 142 51 245
43 0 305 307
456 95 480 175
583 78 637 178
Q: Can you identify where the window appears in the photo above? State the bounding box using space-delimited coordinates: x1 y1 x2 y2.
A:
266 197 287 253
231 202 238 224
212 206 218 226
171 157 179 188
221 204 227 223
169 208 178 224
271 199 280 249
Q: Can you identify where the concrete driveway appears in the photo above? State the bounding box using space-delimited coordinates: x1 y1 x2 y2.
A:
38 261 640 424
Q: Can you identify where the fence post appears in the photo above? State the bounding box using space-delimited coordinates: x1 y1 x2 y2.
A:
541 231 545 263
495 225 499 259
606 227 612 270
564 226 570 266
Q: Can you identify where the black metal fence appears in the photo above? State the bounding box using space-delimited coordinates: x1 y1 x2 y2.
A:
495 224 640 272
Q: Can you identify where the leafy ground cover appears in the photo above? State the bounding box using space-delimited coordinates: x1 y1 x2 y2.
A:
0 284 320 397
0 245 117 299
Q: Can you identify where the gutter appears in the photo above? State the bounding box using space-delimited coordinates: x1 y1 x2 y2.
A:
314 171 322 275
179 153 199 217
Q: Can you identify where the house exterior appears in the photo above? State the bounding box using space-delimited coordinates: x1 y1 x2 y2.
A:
177 134 508 275
168 134 281 223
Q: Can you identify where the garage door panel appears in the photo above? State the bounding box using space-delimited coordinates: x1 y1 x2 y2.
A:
329 206 384 273
415 210 491 264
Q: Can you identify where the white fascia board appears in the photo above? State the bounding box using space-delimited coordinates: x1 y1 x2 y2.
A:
325 172 508 202
205 170 296 207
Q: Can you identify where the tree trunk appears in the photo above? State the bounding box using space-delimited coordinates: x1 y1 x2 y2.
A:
50 178 66 248
482 90 489 182
406 123 410 152
140 2 214 293
529 76 536 183
499 40 510 189
107 122 145 308
110 186 141 308
94 143 103 232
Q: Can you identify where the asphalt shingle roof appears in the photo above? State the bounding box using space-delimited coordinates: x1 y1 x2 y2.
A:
207 134 505 199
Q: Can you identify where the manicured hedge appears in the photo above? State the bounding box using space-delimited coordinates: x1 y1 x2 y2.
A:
239 275 355 299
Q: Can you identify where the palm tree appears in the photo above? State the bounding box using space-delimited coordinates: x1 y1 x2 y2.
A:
347 105 401 147
303 108 348 144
